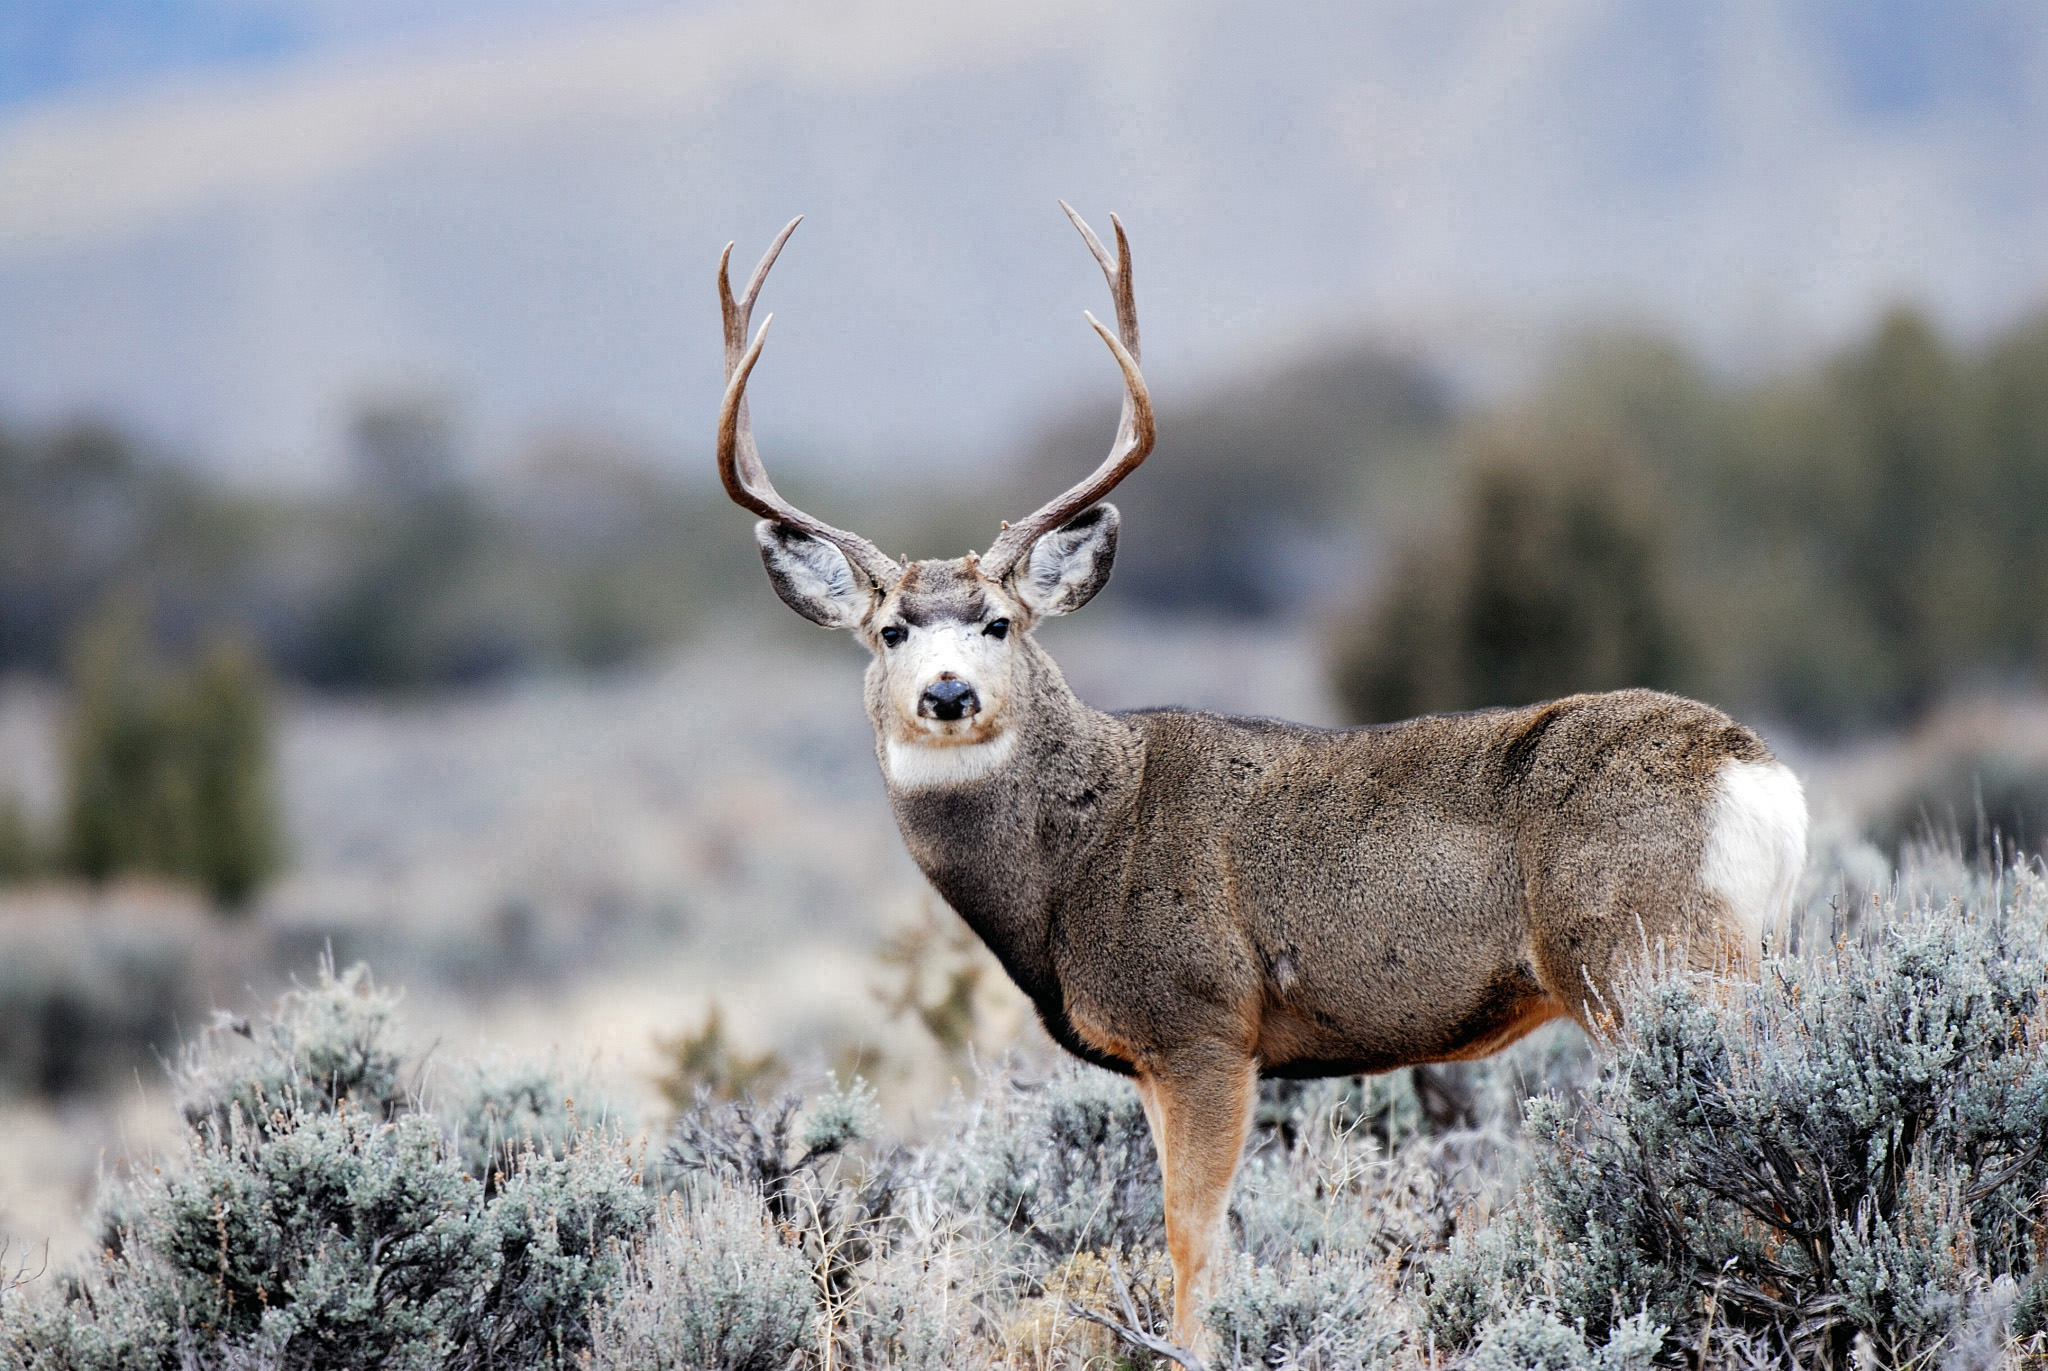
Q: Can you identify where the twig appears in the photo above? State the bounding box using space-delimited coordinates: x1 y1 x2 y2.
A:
1062 1255 1209 1371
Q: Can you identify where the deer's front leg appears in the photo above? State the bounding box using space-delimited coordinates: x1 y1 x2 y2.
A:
1139 1048 1258 1352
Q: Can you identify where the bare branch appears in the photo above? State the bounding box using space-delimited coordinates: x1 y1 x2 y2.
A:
1062 1254 1209 1371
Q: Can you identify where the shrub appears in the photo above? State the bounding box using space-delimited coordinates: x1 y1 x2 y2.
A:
586 1187 815 1371
651 1002 784 1110
1 960 652 1371
1423 861 2048 1368
438 1053 593 1192
1207 1249 1406 1370
1464 1308 1665 1371
175 960 408 1141
17 853 2048 1370
943 1062 1163 1263
0 910 200 1099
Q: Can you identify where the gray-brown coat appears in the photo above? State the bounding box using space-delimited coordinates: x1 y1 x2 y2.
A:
713 208 1807 1351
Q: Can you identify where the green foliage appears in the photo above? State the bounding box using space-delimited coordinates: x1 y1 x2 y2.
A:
0 791 42 881
61 602 283 909
947 1062 1164 1261
440 1055 590 1193
1207 1249 1406 1369
652 1002 785 1111
1333 307 2048 730
16 857 2048 1368
2 960 653 1371
175 639 283 908
1333 429 1683 721
175 960 409 1141
1464 1308 1665 1371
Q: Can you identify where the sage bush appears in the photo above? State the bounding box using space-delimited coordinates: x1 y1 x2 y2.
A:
7 850 2048 1369
1426 858 2048 1369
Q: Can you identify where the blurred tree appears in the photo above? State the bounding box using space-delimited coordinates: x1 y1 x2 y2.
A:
1332 430 1683 722
0 792 40 881
652 1003 783 1110
1974 313 2048 668
61 599 285 910
350 392 461 502
63 598 185 884
1334 307 2048 733
1823 308 1978 710
176 639 285 909
1022 343 1448 614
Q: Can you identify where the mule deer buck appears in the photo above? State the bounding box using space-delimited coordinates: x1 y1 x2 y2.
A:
714 206 1808 1350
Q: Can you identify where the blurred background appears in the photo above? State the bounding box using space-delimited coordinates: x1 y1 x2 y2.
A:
6 0 2048 1263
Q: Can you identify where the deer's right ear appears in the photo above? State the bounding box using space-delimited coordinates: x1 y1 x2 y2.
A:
755 521 874 629
1011 503 1119 618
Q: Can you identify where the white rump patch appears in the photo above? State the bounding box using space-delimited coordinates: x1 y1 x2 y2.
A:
883 731 1018 791
1701 759 1808 952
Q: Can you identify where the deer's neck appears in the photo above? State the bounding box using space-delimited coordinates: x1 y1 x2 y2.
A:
877 642 1142 1040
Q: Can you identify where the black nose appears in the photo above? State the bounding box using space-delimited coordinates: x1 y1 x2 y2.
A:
920 677 980 721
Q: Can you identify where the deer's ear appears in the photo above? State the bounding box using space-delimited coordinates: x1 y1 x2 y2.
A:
756 522 874 629
1011 503 1119 618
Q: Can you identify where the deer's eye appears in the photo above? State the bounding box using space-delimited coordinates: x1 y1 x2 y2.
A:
983 618 1010 640
880 626 908 648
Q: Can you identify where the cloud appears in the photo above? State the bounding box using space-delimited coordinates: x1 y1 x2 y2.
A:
0 0 1085 256
0 0 2045 481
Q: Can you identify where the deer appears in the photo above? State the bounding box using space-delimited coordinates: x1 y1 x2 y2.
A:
713 205 1809 1352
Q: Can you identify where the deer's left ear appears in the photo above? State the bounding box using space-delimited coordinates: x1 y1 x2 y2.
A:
1010 503 1119 618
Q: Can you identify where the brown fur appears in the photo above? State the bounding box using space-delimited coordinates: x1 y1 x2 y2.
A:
713 207 1780 1344
852 555 1776 1342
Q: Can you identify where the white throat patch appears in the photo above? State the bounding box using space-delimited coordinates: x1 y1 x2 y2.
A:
883 731 1018 791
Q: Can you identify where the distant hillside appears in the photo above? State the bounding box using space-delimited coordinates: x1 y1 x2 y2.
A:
1 0 2045 485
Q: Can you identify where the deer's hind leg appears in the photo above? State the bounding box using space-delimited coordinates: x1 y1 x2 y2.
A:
1137 1046 1259 1352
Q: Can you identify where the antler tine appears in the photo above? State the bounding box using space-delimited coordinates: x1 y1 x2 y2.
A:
980 205 1156 583
1060 200 1139 365
716 220 900 589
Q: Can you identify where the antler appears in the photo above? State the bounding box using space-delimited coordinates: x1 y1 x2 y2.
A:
718 218 902 589
979 202 1156 583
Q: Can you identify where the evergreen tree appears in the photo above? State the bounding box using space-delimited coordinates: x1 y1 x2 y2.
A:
1333 431 1682 723
178 639 284 909
0 791 38 880
60 599 285 909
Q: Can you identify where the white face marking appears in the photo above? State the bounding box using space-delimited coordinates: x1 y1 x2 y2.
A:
879 619 1016 746
1700 759 1808 952
883 730 1020 790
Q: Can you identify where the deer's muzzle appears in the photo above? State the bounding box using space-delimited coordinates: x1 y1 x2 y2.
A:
919 677 980 722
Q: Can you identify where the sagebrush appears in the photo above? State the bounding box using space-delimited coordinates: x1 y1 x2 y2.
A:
7 852 2048 1369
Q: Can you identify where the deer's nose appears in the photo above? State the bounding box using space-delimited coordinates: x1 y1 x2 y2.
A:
919 677 980 722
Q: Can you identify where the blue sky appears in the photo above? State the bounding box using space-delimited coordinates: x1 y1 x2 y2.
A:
0 0 686 112
4 0 2034 123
